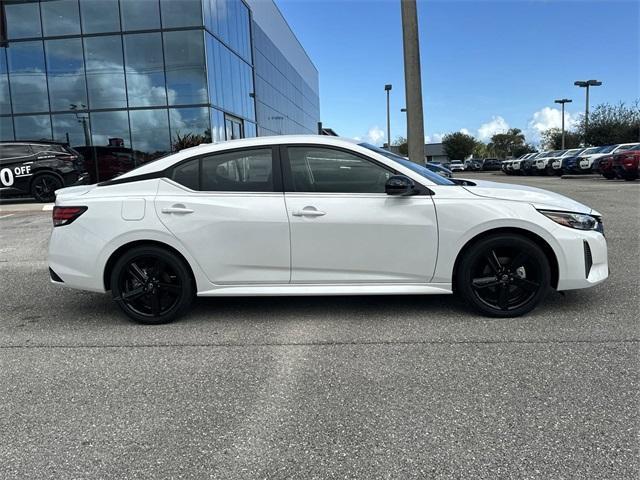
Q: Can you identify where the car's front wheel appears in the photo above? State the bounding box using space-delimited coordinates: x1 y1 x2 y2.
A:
111 246 194 324
457 234 551 317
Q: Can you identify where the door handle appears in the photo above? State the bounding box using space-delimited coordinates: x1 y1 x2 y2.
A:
292 208 326 217
161 206 194 214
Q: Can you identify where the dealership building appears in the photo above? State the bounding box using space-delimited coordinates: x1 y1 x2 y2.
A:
0 0 320 179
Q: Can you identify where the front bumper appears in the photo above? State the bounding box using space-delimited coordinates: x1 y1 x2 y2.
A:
555 227 608 291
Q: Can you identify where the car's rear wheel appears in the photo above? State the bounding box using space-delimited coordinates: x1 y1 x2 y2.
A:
457 234 551 317
111 246 194 324
31 173 62 202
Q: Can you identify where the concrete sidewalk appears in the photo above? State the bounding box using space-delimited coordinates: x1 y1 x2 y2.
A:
0 200 53 213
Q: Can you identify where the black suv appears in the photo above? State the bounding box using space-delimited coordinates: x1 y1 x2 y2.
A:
0 141 89 202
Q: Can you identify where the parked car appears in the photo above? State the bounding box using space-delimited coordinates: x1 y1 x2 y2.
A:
449 160 465 172
0 141 89 202
521 152 547 175
511 153 541 175
534 150 565 175
74 146 150 183
502 153 534 175
586 143 640 173
611 145 640 180
482 158 502 171
597 154 616 179
464 159 483 171
562 146 602 174
425 162 453 178
48 135 608 324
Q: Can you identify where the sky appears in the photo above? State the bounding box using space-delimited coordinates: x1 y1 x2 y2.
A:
277 0 640 146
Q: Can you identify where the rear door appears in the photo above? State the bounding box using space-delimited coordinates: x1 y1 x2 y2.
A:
282 145 438 283
155 146 291 285
0 144 35 193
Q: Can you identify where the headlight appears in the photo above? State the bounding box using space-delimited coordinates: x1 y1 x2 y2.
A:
538 210 600 231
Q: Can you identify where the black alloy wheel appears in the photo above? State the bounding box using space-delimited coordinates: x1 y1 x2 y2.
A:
111 246 194 324
31 173 62 202
457 234 551 317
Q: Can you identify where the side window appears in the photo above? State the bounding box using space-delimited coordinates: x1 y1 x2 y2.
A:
201 148 273 192
0 144 32 161
287 147 392 193
171 158 199 190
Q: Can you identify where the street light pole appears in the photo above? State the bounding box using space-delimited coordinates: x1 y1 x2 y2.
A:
384 84 392 150
554 98 572 149
401 0 425 164
574 80 602 145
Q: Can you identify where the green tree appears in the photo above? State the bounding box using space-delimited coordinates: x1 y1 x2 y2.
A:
540 128 581 150
578 101 640 146
512 143 538 157
392 136 408 156
442 132 477 160
488 128 526 158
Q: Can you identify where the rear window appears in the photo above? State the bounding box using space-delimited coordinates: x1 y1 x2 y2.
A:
30 144 67 154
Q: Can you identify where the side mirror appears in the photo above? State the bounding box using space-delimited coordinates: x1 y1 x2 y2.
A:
385 175 415 196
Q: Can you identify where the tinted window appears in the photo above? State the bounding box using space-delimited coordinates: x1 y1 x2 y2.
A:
169 107 211 151
31 144 66 154
129 109 170 159
288 147 392 193
52 113 88 146
84 35 127 109
90 110 130 148
7 41 49 113
80 0 120 34
120 0 160 31
5 0 42 39
45 38 87 111
201 148 273 191
14 115 53 141
172 158 199 190
41 0 81 37
0 49 10 115
124 33 166 107
0 117 15 141
0 144 32 159
161 0 202 28
164 30 208 106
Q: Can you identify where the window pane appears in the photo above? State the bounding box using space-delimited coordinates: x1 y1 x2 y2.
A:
129 109 170 159
0 50 11 115
90 110 130 148
0 117 15 141
14 115 52 141
7 41 49 114
5 0 41 39
172 158 199 190
80 0 120 34
52 113 88 147
161 0 202 28
201 148 272 192
287 147 392 193
164 30 207 106
210 108 224 143
124 33 166 107
120 0 160 31
42 0 81 37
169 107 210 151
45 38 87 112
84 36 127 109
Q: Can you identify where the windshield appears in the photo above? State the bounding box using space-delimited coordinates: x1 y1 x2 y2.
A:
616 143 639 152
359 143 455 185
598 145 617 153
582 147 601 155
562 149 583 157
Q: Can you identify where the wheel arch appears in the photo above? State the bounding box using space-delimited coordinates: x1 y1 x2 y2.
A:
29 168 64 189
103 240 196 292
451 227 559 291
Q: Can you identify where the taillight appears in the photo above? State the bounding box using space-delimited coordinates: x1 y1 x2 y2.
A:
53 206 87 227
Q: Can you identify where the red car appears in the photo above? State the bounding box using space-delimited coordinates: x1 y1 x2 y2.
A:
597 154 616 179
612 145 640 181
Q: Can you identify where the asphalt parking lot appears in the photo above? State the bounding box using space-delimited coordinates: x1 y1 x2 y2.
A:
0 173 638 479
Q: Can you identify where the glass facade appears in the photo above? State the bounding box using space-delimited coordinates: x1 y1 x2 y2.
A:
0 0 320 181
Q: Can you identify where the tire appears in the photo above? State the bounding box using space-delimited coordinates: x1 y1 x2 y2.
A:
456 234 551 318
31 173 62 202
110 246 194 324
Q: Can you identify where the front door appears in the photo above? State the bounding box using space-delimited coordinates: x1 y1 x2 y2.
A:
282 145 439 283
155 146 290 285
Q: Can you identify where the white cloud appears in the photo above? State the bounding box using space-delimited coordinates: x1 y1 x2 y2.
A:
459 128 471 136
425 132 444 143
366 126 385 145
526 107 579 142
477 116 509 141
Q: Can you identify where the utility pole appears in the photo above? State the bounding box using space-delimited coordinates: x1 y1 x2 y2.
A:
574 80 602 145
554 98 572 149
401 0 425 164
384 84 392 149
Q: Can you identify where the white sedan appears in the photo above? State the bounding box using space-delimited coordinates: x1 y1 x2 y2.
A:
48 136 608 324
